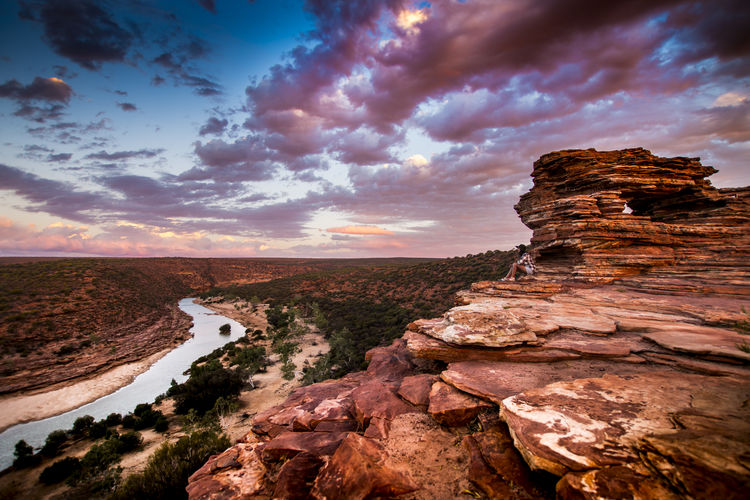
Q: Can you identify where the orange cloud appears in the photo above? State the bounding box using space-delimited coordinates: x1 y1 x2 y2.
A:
326 225 394 236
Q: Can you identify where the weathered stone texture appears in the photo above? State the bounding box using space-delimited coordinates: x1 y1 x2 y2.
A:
514 148 750 290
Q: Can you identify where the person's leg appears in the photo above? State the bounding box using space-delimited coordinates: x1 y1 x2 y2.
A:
503 262 519 280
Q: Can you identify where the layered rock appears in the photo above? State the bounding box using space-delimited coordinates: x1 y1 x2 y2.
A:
188 149 749 499
515 148 750 292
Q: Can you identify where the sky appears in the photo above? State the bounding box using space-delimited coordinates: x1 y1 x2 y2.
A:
0 0 748 258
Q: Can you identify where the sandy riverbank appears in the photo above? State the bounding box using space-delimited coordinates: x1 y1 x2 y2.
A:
0 348 173 433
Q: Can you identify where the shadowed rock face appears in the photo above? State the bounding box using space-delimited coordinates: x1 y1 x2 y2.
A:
187 149 749 500
515 148 750 292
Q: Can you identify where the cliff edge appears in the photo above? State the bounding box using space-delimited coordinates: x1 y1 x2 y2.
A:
187 148 750 499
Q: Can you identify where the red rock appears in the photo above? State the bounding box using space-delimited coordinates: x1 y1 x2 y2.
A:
259 431 348 463
557 465 680 500
365 338 414 382
252 375 362 437
463 435 514 499
311 433 418 500
351 381 418 437
514 148 750 292
472 428 540 498
273 452 324 500
500 372 750 482
404 330 581 363
643 325 750 362
313 419 359 433
397 373 438 407
428 381 493 427
187 442 267 500
440 359 660 405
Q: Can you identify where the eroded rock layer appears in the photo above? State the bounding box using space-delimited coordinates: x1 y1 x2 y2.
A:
188 149 750 499
515 148 750 291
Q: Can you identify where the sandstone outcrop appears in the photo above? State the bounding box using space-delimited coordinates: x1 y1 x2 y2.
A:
188 148 750 499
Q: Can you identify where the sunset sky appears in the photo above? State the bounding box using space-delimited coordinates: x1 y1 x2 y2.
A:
1 0 748 258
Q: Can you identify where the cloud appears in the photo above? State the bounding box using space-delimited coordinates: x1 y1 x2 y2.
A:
0 163 102 222
326 225 394 235
199 117 228 136
47 152 73 162
196 0 216 14
22 0 134 70
0 76 73 102
84 148 164 161
151 39 222 96
117 102 137 111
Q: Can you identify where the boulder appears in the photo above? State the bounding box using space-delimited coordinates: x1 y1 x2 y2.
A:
397 373 438 407
500 372 750 492
187 443 267 500
427 381 494 427
311 433 418 500
273 452 325 500
351 381 419 438
258 431 348 463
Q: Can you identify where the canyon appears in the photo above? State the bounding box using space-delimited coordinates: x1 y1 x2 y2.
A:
186 148 750 499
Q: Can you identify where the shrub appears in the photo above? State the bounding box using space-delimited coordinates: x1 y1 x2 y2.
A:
12 439 39 468
218 323 231 335
39 457 81 484
105 413 122 426
172 361 244 415
281 361 296 380
112 430 230 500
41 429 68 457
88 421 108 440
154 416 169 433
121 414 138 429
118 431 143 453
72 415 95 435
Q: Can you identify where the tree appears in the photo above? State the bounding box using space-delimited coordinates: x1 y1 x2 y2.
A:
218 323 231 335
41 429 68 457
13 439 38 468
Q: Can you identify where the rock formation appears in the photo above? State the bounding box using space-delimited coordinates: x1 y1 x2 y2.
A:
187 148 750 499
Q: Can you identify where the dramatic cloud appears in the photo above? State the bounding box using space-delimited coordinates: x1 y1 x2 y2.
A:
21 0 134 70
2 0 749 257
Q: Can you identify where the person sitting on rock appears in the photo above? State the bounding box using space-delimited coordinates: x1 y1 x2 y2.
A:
502 245 536 281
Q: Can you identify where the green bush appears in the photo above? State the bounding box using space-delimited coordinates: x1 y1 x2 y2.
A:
154 416 169 433
111 430 230 500
39 457 81 484
105 413 122 426
170 360 244 415
72 415 95 435
12 439 39 468
218 323 231 335
89 420 108 440
41 429 68 457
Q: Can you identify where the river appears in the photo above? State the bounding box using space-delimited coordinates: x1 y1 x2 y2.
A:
0 298 245 471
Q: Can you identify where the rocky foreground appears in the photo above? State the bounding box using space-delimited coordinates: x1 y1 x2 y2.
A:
187 148 750 499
